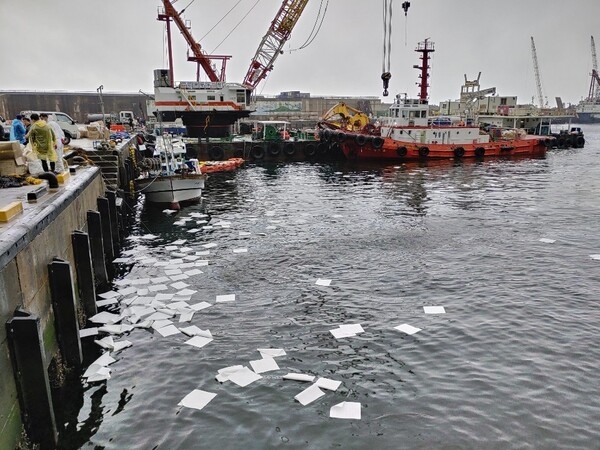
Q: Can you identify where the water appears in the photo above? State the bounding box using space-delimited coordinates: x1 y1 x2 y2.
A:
61 125 600 449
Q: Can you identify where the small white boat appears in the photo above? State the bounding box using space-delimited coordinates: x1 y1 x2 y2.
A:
136 134 206 209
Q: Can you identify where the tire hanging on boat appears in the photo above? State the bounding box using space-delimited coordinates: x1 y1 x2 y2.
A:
372 137 384 149
304 143 317 157
208 146 224 160
575 136 585 148
251 145 265 160
355 134 367 146
269 144 281 156
418 146 429 157
475 147 485 157
284 143 295 156
396 146 407 157
317 142 328 154
453 147 465 158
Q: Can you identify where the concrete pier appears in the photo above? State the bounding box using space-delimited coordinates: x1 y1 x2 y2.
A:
0 162 108 449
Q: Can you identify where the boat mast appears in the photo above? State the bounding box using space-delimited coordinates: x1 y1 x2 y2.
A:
414 39 434 103
530 36 546 108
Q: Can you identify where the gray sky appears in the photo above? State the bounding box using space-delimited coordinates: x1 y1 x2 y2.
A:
1 0 599 106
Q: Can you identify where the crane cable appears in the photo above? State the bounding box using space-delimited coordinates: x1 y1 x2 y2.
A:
199 0 244 42
210 0 263 54
289 0 330 53
381 0 393 96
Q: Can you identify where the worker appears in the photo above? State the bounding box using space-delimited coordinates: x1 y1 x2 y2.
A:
10 114 27 145
28 113 57 173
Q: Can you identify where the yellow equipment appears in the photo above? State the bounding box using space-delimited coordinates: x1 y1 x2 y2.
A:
319 103 370 132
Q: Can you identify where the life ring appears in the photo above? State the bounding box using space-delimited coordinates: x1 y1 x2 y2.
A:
418 146 429 157
475 147 485 157
251 145 265 159
284 143 295 156
372 137 384 149
396 146 407 157
355 134 367 146
304 143 317 157
269 144 281 156
453 147 465 158
576 136 585 147
208 146 224 160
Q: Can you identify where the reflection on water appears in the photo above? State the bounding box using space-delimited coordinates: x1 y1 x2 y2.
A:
59 133 600 449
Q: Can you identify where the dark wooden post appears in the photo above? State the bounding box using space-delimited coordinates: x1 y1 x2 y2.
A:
96 197 114 264
6 313 58 449
105 190 120 255
48 258 83 369
86 210 108 287
71 230 97 319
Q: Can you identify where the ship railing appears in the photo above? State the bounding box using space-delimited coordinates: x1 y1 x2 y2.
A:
178 87 197 112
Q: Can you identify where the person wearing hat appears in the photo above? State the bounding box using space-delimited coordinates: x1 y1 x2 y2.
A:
28 113 57 173
9 114 27 144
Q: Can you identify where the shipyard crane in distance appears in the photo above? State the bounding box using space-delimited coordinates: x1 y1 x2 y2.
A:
530 36 547 108
243 0 310 90
158 0 231 85
587 35 600 101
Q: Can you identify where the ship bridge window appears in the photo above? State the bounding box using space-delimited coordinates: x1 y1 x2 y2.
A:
207 95 216 101
237 91 246 103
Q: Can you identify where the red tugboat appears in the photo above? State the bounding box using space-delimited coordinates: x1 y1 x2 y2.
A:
333 39 552 161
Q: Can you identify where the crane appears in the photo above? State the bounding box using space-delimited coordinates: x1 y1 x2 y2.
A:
530 36 546 108
588 35 600 101
158 0 231 84
243 0 310 90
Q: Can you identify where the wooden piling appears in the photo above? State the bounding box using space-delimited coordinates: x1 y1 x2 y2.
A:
6 313 58 449
71 230 97 319
48 258 83 369
86 210 109 288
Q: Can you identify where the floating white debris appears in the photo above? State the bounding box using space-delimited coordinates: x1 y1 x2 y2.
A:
330 401 361 419
179 325 209 337
98 290 120 299
266 225 277 230
315 279 332 287
170 301 191 311
257 348 286 358
249 357 280 374
171 281 190 290
423 306 446 314
183 255 201 261
590 254 600 260
165 269 182 276
92 353 116 367
156 325 181 337
96 298 119 307
202 226 214 230
164 245 179 251
86 367 111 383
233 248 248 253
228 367 262 387
283 373 315 382
194 261 209 267
146 312 172 321
149 284 169 292
295 384 325 406
190 301 212 311
89 311 121 325
112 257 132 263
152 319 173 330
394 324 422 335
136 288 150 296
178 288 197 296
178 389 217 411
239 231 251 236
330 324 364 339
186 228 201 233
195 250 210 256
79 328 99 338
94 336 115 350
112 340 133 353
155 293 174 301
179 311 195 323
172 239 187 245
185 335 213 348
129 278 150 285
98 324 134 334
151 276 171 284
216 294 235 303
315 377 342 391
118 286 137 296
185 269 204 276
216 365 245 383
539 238 556 244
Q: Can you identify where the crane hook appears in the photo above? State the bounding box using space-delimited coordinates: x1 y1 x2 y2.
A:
402 1 410 16
381 72 392 97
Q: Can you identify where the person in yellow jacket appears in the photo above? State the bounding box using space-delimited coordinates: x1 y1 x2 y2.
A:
27 113 57 173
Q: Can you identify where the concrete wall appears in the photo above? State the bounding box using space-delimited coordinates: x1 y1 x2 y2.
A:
0 167 105 450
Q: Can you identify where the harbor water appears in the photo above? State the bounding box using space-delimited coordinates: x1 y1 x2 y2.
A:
61 125 600 449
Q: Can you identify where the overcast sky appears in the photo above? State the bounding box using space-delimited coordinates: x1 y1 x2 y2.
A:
1 0 599 106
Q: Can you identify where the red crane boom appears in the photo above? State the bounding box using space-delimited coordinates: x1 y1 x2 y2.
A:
158 0 230 84
243 0 309 90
